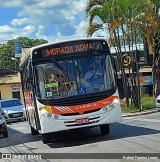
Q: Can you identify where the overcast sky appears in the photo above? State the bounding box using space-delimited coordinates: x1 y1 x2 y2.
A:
0 0 107 43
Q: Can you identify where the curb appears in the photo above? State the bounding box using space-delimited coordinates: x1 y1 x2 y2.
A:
122 108 160 118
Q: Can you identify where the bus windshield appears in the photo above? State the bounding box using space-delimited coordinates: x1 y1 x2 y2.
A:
36 54 116 99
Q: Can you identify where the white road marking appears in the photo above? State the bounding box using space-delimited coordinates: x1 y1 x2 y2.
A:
136 118 160 123
123 117 160 123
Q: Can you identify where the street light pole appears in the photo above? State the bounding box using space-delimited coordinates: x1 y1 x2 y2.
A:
11 57 19 72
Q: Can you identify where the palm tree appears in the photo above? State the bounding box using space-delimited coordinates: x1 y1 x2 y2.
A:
85 0 159 108
151 0 160 97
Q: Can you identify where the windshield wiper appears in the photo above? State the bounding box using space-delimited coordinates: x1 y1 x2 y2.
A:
80 43 107 72
51 59 68 77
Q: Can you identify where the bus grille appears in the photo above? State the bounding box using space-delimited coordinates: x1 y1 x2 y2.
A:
60 108 101 116
64 116 100 127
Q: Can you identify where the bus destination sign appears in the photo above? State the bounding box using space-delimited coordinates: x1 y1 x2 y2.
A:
41 41 106 57
45 43 93 56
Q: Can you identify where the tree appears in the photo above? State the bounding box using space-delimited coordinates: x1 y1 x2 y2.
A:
0 44 15 71
7 37 48 47
0 37 48 74
151 0 160 97
85 0 159 108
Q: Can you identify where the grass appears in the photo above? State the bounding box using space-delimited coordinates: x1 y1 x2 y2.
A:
121 96 156 113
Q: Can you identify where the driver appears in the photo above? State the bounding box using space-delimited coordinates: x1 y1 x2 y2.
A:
84 65 102 81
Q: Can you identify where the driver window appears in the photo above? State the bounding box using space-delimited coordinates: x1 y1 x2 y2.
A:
83 57 104 92
44 68 59 97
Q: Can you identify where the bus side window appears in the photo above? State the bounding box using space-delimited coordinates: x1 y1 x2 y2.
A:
36 68 46 98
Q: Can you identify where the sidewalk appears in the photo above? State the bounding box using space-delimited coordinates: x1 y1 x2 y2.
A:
122 108 160 117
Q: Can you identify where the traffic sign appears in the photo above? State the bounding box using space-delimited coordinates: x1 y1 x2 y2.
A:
14 42 22 57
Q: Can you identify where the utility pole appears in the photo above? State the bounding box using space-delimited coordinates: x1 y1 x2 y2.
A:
135 50 141 112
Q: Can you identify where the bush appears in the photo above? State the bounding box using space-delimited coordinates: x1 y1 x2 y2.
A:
121 96 156 113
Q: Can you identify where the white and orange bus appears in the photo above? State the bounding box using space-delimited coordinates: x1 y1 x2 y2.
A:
20 38 122 143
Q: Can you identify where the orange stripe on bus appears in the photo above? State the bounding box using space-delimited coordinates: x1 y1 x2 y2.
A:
51 96 118 115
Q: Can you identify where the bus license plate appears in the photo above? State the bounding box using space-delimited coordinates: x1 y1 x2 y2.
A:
76 118 89 124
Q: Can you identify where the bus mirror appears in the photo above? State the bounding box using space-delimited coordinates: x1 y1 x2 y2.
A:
26 60 33 83
27 76 33 84
27 60 33 77
27 61 32 72
113 56 120 72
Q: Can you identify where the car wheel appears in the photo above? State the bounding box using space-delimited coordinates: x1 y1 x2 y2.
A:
100 124 110 136
3 130 8 138
42 133 52 144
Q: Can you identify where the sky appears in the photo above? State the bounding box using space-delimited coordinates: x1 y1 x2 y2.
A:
0 0 107 44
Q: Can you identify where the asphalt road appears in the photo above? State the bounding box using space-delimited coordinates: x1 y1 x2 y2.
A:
0 112 160 162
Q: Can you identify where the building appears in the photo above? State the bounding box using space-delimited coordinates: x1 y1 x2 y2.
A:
0 48 30 101
0 73 23 101
112 44 153 98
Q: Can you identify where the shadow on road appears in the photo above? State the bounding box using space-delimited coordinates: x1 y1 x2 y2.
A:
48 123 160 148
0 121 41 148
1 121 160 149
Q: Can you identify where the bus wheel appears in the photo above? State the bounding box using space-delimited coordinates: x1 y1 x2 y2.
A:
42 133 51 144
31 126 39 135
3 131 8 138
100 124 110 135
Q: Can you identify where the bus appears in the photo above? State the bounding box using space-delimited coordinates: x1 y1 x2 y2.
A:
19 38 122 143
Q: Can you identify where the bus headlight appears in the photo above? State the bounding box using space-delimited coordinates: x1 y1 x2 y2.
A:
41 109 47 114
47 113 52 118
113 98 119 104
103 103 115 112
103 106 108 112
39 106 52 116
54 114 59 119
40 109 52 118
108 103 115 111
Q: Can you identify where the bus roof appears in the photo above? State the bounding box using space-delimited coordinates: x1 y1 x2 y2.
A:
31 37 107 51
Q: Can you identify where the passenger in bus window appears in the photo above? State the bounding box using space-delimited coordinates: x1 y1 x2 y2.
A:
45 69 59 97
68 82 78 96
68 79 93 96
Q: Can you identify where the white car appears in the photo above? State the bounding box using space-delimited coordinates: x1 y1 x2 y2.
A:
156 95 160 108
0 98 26 122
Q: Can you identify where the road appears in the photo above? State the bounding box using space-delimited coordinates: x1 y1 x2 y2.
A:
0 112 160 162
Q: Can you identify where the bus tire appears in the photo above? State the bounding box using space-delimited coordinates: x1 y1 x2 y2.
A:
42 133 51 144
100 124 110 135
31 126 39 135
3 131 8 138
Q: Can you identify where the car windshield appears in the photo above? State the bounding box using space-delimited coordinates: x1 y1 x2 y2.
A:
36 54 116 99
1 100 22 108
